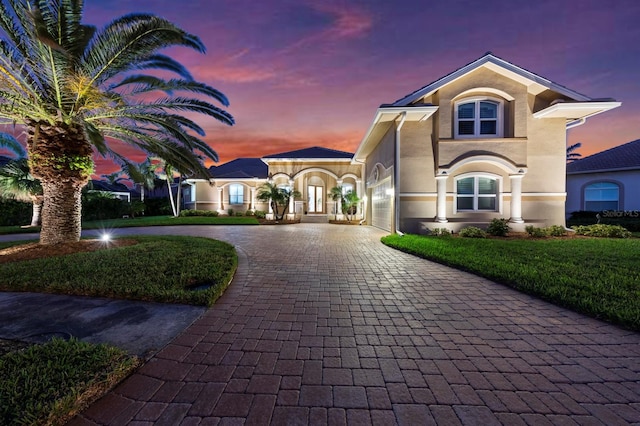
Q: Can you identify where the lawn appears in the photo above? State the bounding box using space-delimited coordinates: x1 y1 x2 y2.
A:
0 235 237 306
381 234 640 330
0 215 259 235
0 338 138 426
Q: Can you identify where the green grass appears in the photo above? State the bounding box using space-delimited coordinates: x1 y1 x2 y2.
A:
0 215 259 235
381 234 640 330
0 338 138 426
0 235 237 306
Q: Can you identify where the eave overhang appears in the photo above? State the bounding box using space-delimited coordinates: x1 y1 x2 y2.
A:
354 105 439 162
533 101 621 125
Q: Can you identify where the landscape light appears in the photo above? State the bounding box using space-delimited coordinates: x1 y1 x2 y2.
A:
100 233 111 242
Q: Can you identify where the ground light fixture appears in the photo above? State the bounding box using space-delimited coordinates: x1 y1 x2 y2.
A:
100 233 111 243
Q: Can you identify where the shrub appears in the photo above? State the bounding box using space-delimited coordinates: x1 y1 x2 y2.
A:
254 210 266 219
546 225 567 237
429 228 451 237
459 226 487 238
245 210 255 216
227 208 234 216
525 225 548 238
235 211 244 217
179 209 219 217
0 198 31 226
572 224 631 238
487 218 510 237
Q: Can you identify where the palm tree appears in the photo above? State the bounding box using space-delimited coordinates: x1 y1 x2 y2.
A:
567 142 583 163
156 159 184 217
123 158 158 202
329 186 344 219
0 135 43 227
0 0 234 244
257 182 301 221
101 171 128 186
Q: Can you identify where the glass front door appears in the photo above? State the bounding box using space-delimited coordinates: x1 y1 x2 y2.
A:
308 185 323 213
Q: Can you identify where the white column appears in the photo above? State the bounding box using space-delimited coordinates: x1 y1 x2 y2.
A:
436 175 448 223
356 178 362 217
250 187 255 210
217 187 223 211
288 179 295 214
509 174 524 223
336 179 343 215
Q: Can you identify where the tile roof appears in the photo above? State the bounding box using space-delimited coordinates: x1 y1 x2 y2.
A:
263 146 354 159
209 158 268 179
567 139 640 174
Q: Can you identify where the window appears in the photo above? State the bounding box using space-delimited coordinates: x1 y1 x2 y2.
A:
456 176 498 211
229 184 244 205
455 97 503 138
584 182 619 211
342 183 354 195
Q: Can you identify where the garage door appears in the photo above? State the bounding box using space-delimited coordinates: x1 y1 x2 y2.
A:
371 178 392 232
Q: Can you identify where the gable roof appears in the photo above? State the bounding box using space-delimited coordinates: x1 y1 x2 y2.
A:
263 146 354 160
90 180 131 193
209 158 268 179
567 139 640 174
393 52 593 106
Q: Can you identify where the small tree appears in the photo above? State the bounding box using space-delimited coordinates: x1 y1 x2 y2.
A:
343 190 360 221
329 186 344 219
257 182 300 220
0 135 43 227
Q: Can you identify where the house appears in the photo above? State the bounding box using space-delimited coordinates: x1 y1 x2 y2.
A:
88 180 133 202
353 53 620 233
183 147 363 220
566 139 640 214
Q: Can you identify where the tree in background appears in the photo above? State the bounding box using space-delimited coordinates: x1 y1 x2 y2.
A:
123 158 158 202
0 0 233 244
567 142 583 163
0 134 43 227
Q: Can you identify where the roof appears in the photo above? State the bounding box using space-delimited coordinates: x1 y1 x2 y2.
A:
209 158 268 179
263 146 354 160
567 139 640 174
90 180 131 193
393 52 593 106
0 155 11 167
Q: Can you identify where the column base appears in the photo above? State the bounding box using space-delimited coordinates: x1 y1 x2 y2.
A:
509 217 524 223
436 218 449 223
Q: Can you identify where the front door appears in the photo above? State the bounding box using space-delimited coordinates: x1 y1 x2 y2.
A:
308 185 323 213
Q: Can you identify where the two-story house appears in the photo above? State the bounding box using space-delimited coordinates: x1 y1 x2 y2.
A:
354 53 620 233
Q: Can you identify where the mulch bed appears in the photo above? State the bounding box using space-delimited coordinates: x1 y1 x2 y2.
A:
0 239 138 264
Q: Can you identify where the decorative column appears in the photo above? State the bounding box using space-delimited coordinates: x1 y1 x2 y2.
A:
217 187 223 211
509 174 525 223
435 175 448 223
250 187 256 211
356 178 362 218
289 179 295 214
336 179 343 215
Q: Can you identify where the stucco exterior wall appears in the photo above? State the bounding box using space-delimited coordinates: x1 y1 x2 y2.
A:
399 120 435 193
566 170 640 214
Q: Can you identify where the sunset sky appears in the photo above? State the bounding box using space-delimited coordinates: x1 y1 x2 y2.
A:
67 1 640 172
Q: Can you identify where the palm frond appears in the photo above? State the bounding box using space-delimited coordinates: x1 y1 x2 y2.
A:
0 132 25 157
111 75 230 106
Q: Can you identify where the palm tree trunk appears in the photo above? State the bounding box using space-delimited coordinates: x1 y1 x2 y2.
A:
39 180 83 244
167 178 177 216
30 195 43 227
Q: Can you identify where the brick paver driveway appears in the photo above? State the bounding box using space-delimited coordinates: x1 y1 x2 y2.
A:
73 224 640 425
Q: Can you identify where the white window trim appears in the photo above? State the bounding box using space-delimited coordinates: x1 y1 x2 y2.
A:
454 172 503 214
454 96 504 139
228 183 244 205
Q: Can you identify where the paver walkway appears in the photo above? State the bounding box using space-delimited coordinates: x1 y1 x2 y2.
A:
70 224 640 425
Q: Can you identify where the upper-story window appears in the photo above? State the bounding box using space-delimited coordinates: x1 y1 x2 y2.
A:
229 184 244 204
454 97 503 138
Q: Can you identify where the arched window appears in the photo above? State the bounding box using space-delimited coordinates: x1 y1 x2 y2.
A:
342 183 354 195
456 175 498 211
454 97 503 138
584 182 619 211
229 184 244 205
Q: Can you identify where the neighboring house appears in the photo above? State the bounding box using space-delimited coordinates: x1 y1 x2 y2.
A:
566 139 640 214
353 53 620 233
184 147 364 220
88 180 134 202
